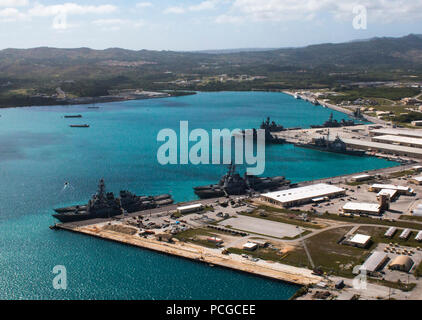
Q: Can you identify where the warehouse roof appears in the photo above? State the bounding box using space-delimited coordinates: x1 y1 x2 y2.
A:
349 234 371 245
390 256 414 272
399 228 412 239
412 176 422 182
373 135 422 147
385 227 397 237
261 183 345 204
352 174 372 180
370 128 422 139
341 138 422 157
360 252 388 273
177 203 203 211
343 202 380 213
371 184 410 191
377 189 398 198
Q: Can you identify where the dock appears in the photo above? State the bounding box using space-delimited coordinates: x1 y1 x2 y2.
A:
54 220 321 286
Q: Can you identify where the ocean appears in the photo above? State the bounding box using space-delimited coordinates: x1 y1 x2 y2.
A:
0 91 396 299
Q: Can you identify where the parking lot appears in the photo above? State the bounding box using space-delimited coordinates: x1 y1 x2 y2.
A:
219 215 302 239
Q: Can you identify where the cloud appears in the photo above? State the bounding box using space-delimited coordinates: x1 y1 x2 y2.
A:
0 7 26 21
28 3 117 17
136 2 152 9
92 18 145 31
188 1 217 12
165 0 220 14
216 0 422 24
0 0 28 7
164 6 185 14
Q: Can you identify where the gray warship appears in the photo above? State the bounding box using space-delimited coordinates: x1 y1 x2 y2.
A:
310 113 356 129
193 164 291 199
294 132 365 156
53 179 174 223
239 117 286 144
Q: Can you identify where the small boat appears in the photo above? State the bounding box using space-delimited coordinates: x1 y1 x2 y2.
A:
87 106 100 109
64 115 82 118
69 124 90 128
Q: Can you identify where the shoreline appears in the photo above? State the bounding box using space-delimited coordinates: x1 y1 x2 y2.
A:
0 90 197 110
55 222 320 287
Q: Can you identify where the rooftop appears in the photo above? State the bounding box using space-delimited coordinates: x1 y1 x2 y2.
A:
360 251 388 273
343 202 380 213
373 135 422 147
261 183 345 204
371 184 410 191
370 128 422 139
349 233 371 245
342 138 422 156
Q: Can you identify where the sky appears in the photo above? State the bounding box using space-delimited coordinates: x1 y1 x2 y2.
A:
0 0 421 51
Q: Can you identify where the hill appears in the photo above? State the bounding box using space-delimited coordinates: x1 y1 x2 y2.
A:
0 34 421 107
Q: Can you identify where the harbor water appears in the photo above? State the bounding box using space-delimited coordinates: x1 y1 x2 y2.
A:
0 92 396 299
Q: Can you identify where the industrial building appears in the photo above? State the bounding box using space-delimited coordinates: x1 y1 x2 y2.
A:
399 229 412 240
351 174 373 182
341 138 422 159
410 176 422 185
342 202 381 216
369 184 414 196
344 234 372 248
359 252 389 275
413 165 422 172
260 183 346 208
372 135 422 148
377 189 398 201
177 203 203 214
413 204 422 217
369 128 422 139
384 227 398 238
243 242 258 251
389 256 415 272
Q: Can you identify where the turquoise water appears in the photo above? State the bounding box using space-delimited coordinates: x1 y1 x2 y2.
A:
0 92 396 299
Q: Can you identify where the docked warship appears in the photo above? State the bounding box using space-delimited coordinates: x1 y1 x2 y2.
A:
294 132 365 156
53 179 174 223
310 113 356 129
193 164 291 199
239 117 286 144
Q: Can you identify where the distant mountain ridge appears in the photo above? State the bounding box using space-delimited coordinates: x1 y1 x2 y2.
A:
0 34 421 108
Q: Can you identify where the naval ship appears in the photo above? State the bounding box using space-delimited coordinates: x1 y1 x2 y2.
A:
294 132 365 156
193 164 291 199
239 117 286 145
53 179 174 223
310 113 356 129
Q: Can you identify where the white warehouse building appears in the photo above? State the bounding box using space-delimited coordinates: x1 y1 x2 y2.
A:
260 183 346 208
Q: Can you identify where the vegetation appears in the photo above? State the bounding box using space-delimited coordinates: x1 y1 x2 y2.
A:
328 87 421 104
240 209 323 230
173 228 224 249
357 226 422 249
1 34 422 107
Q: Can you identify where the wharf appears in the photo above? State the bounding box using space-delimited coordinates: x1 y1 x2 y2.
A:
55 218 321 286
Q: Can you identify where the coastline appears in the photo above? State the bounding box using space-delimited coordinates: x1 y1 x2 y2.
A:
0 90 197 109
55 222 320 287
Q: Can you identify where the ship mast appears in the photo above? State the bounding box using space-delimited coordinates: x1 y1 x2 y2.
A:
97 178 106 200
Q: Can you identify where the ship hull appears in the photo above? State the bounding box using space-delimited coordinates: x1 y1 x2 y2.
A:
52 211 121 223
294 143 365 156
